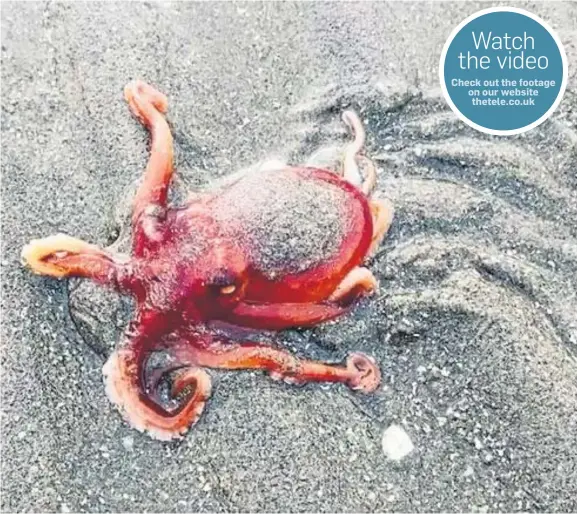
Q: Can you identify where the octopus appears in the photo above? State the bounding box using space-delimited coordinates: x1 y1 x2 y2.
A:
21 81 394 441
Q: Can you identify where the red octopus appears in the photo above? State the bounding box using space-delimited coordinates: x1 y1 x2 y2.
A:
21 81 394 441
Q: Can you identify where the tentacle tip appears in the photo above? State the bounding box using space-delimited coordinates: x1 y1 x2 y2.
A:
20 233 77 277
124 80 168 114
124 80 145 101
341 109 355 120
342 110 360 127
346 353 381 393
366 277 380 297
21 241 37 270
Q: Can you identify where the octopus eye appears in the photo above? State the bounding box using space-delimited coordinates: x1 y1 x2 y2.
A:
220 284 236 295
209 269 239 296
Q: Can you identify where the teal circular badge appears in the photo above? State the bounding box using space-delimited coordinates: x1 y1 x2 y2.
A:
440 7 568 135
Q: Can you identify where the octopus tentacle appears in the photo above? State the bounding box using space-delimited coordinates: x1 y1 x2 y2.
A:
124 80 174 256
103 315 212 441
145 362 187 397
341 110 377 196
20 233 135 291
171 366 212 399
103 346 211 441
328 266 378 305
226 301 349 331
358 155 378 197
192 340 381 393
367 197 395 258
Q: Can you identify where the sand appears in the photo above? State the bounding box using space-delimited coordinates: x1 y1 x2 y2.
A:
2 1 577 512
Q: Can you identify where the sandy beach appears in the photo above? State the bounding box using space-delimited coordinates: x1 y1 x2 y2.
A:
2 2 577 512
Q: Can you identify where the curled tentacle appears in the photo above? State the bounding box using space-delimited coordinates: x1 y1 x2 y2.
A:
124 80 169 126
345 353 381 393
342 110 377 196
103 346 211 441
145 362 186 398
171 367 211 398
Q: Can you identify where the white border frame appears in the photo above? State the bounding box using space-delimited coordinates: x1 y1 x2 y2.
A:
439 6 568 136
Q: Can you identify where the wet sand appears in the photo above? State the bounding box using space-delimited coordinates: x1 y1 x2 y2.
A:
2 2 577 512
